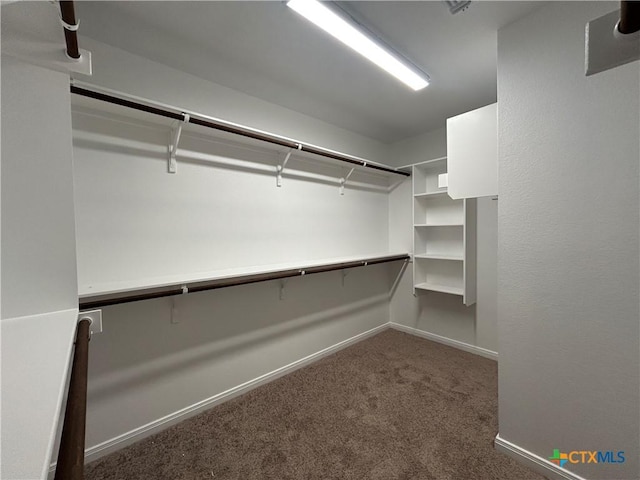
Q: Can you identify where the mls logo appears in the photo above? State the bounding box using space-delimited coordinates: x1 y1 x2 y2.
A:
549 449 568 467
549 449 625 468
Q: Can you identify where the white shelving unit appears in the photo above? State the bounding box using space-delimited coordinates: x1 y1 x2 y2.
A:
412 158 477 306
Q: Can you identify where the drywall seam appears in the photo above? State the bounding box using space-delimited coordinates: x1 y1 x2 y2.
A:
389 322 498 360
494 434 588 480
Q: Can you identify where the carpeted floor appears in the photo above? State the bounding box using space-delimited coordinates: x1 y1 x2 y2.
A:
85 329 547 479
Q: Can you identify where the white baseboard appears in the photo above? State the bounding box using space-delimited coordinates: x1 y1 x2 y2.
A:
388 322 498 361
494 434 588 480
49 322 500 477
494 434 586 480
49 322 388 476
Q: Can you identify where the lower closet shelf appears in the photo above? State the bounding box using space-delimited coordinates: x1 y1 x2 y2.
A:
414 282 464 296
79 253 410 310
413 253 463 261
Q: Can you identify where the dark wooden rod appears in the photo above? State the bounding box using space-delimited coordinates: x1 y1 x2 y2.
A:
54 319 91 480
188 268 304 294
301 145 363 168
189 116 297 150
71 86 184 121
79 254 410 310
69 85 410 177
59 1 80 60
619 1 640 34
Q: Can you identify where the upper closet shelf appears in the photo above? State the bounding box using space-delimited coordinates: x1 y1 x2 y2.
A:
79 253 410 310
70 81 409 179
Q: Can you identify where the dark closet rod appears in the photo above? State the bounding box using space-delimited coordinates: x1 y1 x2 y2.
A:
619 0 640 34
60 1 81 60
54 319 90 480
79 254 410 310
70 84 410 177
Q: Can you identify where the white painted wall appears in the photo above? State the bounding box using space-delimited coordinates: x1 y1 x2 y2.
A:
75 37 389 165
72 109 390 289
0 54 79 479
82 266 392 456
386 126 447 168
1 55 78 319
497 2 639 479
65 39 403 458
476 197 497 352
388 127 498 353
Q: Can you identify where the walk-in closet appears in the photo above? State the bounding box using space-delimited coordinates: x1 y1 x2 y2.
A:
2 1 639 479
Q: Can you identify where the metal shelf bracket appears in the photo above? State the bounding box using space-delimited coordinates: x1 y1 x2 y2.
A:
339 167 356 196
170 286 188 324
168 112 190 174
276 144 301 187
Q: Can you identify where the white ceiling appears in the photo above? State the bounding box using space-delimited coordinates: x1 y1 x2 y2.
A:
76 1 543 143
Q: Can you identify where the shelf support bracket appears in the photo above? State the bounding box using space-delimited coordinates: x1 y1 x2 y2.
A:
339 168 356 196
390 259 409 298
170 285 188 323
277 144 302 187
168 113 190 174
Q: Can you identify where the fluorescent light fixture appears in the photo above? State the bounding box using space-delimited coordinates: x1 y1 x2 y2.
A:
287 0 429 91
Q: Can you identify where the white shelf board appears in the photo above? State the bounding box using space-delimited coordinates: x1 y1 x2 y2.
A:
414 190 448 198
414 254 463 261
413 223 463 228
2 309 79 480
414 282 464 296
78 252 409 299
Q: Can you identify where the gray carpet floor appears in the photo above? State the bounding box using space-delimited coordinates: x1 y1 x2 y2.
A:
85 329 547 479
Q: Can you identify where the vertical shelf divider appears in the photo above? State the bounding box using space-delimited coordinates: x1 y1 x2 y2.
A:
411 158 476 305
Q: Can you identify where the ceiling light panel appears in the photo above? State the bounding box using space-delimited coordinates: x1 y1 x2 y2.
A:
287 0 430 91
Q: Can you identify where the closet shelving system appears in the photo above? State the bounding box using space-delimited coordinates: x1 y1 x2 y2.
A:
412 158 476 306
79 254 410 309
70 82 411 309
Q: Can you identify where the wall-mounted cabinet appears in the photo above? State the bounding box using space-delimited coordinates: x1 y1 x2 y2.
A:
446 103 497 199
412 158 476 306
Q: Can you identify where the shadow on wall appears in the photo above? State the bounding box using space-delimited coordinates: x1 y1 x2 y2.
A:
72 107 389 193
416 290 476 343
87 263 397 401
389 266 476 346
